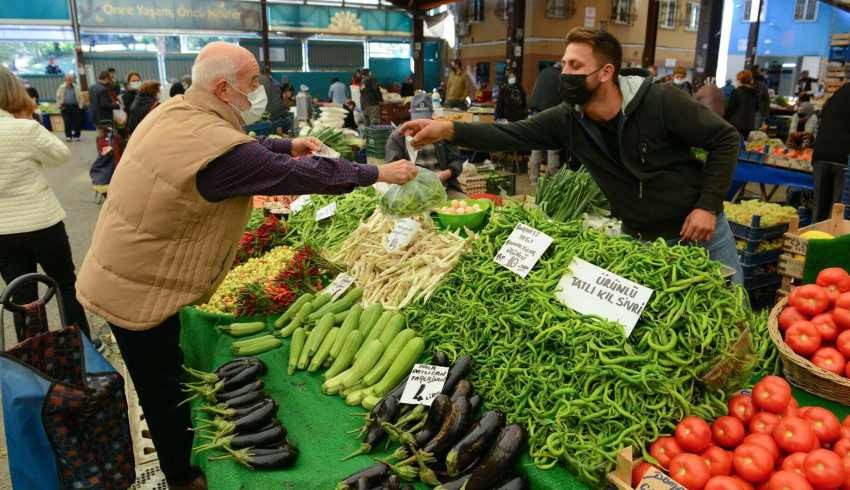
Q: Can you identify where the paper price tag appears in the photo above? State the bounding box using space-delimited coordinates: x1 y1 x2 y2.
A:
385 218 420 251
324 273 355 300
638 468 687 490
555 258 654 337
400 364 450 406
493 223 553 278
316 202 337 221
290 195 312 214
264 201 287 215
315 144 340 158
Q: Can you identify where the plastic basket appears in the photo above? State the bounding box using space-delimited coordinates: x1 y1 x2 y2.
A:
485 172 517 196
739 150 766 163
728 214 790 242
768 297 850 404
747 279 781 309
737 248 782 267
741 262 780 290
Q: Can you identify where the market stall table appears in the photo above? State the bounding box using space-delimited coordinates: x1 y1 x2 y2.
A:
728 160 814 202
180 307 586 489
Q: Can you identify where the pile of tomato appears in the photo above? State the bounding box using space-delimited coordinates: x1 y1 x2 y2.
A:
779 268 850 378
639 376 850 490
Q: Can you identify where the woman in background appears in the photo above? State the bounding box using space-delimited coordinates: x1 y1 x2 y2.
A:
724 70 760 139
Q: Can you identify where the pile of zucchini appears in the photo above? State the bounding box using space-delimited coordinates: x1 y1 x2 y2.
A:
339 354 527 490
183 358 298 470
275 289 425 411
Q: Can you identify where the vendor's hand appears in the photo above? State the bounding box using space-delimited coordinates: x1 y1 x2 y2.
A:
291 137 322 157
378 160 418 185
680 209 717 242
399 120 454 148
436 169 452 182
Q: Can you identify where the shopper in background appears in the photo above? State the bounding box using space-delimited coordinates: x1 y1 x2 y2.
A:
282 85 295 111
724 70 760 138
328 77 348 105
401 74 415 97
127 81 161 136
55 73 85 142
360 69 383 127
0 65 92 341
671 66 693 95
812 81 850 221
343 99 358 130
752 66 771 130
401 27 743 283
259 73 284 122
45 56 62 75
76 42 417 490
295 84 312 124
23 81 39 104
722 79 735 99
796 70 817 102
445 59 471 110
107 67 120 96
495 70 527 122
528 61 563 184
280 74 292 94
694 77 725 116
169 76 189 98
90 70 118 126
121 72 142 113
786 102 818 149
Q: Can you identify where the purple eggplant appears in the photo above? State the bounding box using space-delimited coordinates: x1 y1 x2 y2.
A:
220 362 264 391
463 424 526 490
445 410 505 477
216 379 264 402
450 379 473 400
230 422 286 450
414 394 451 448
440 356 471 396
423 396 472 456
493 476 528 490
337 463 390 490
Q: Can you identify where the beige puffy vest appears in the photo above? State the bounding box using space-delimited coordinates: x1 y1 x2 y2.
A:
76 87 255 330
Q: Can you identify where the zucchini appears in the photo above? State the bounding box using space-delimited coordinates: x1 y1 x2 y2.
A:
278 301 313 337
361 329 417 387
325 330 364 379
326 339 384 391
273 293 313 328
358 303 383 335
306 313 335 357
311 292 333 311
308 327 339 372
378 314 404 347
357 311 392 358
331 304 362 359
308 287 363 321
368 336 425 398
345 387 369 406
231 336 281 356
334 309 351 324
288 328 306 375
218 321 266 337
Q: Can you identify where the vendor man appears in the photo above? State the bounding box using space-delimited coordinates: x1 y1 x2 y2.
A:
76 42 416 490
385 92 463 192
401 28 743 282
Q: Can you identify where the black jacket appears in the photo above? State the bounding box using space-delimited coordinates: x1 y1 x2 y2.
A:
89 82 118 125
724 85 759 135
495 83 527 122
529 65 562 112
813 83 850 165
127 93 159 136
385 129 463 190
121 90 137 112
452 76 740 240
361 77 383 108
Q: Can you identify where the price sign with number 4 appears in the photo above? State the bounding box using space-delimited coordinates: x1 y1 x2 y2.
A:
400 364 450 406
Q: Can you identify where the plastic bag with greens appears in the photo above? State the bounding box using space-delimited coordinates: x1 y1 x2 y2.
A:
380 168 447 217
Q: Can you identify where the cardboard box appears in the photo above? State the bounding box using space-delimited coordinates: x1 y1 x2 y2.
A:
608 447 686 490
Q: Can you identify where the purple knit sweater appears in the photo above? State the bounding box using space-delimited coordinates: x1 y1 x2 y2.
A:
196 137 378 202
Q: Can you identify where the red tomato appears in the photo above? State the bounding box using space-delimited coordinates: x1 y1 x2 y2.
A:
813 313 840 342
844 416 850 428
803 407 843 445
817 268 850 295
713 416 747 449
790 284 830 317
733 444 776 483
781 452 809 477
729 393 757 424
752 376 793 414
813 347 848 375
677 416 714 453
835 308 850 331
783 398 800 418
837 331 850 358
744 433 781 461
704 446 734 476
841 455 850 490
804 449 846 489
785 321 822 357
772 416 817 453
705 475 749 490
836 292 850 310
835 439 850 458
632 461 654 487
750 413 782 436
670 453 712 490
766 470 813 490
842 426 850 440
650 436 684 469
780 307 808 332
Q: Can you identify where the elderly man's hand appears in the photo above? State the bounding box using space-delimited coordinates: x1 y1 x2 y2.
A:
399 119 454 148
378 160 418 185
680 209 717 242
291 137 322 156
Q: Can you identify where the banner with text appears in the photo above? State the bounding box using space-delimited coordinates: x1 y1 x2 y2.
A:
77 0 262 31
269 4 411 36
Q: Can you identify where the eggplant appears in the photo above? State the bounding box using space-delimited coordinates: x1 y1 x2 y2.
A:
414 394 451 447
338 463 390 490
357 477 370 490
230 422 286 450
215 357 265 378
440 356 472 396
463 424 526 490
423 396 472 456
386 475 400 490
450 379 473 400
445 410 505 477
222 389 265 409
230 396 278 432
343 394 401 461
434 476 469 490
493 476 528 490
432 351 450 367
468 394 481 413
230 398 274 419
220 362 264 391
216 379 264 402
244 445 298 469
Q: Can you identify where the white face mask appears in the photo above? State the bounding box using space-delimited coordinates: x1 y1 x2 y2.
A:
228 82 267 125
508 77 517 85
673 78 686 85
129 81 141 90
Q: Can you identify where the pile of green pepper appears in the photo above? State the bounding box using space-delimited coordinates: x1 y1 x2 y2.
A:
284 187 379 254
405 202 777 485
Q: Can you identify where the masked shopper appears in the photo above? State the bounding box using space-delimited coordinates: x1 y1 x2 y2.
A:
401 28 743 283
75 42 417 490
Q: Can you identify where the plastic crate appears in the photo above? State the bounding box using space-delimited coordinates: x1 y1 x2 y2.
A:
728 214 790 241
738 248 782 266
742 262 780 289
829 45 849 62
739 150 766 163
485 172 517 196
747 279 781 310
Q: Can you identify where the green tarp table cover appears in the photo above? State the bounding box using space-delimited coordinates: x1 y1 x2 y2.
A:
180 307 585 489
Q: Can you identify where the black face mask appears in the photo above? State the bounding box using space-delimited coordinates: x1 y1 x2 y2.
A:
559 66 603 106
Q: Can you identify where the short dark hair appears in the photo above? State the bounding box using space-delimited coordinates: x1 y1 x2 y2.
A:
565 27 623 75
139 80 160 96
126 71 141 83
107 67 116 73
98 70 111 81
332 77 339 83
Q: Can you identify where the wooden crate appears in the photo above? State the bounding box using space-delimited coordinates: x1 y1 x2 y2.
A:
832 33 850 44
782 203 850 256
608 447 687 490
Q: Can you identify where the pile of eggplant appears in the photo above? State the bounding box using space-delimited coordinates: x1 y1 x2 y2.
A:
183 357 298 470
338 353 528 490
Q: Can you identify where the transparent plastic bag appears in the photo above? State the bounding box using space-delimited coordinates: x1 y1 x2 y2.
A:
380 168 447 216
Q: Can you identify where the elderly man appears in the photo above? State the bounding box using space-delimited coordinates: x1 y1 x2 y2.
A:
55 73 84 141
76 42 415 490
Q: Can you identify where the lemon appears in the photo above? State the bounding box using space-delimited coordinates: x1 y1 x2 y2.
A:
800 230 834 240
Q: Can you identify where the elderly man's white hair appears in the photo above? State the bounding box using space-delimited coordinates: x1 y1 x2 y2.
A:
191 41 256 91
